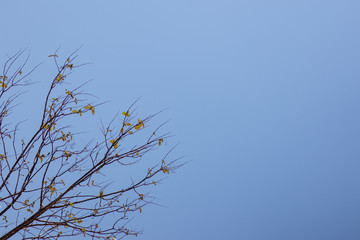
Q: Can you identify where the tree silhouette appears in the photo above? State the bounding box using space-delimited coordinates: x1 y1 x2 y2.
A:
0 50 181 239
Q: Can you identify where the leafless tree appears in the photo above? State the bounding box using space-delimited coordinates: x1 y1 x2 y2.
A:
0 50 181 239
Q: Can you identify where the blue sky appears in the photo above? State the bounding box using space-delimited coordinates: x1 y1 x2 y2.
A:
2 0 360 239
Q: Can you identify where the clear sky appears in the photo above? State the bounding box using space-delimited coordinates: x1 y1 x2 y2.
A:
2 0 360 239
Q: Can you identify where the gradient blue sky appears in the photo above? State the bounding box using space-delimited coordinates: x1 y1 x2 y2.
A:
2 0 360 239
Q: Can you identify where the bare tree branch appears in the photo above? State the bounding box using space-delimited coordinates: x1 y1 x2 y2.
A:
0 50 181 240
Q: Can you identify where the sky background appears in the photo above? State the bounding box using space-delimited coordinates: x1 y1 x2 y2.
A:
2 0 360 239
